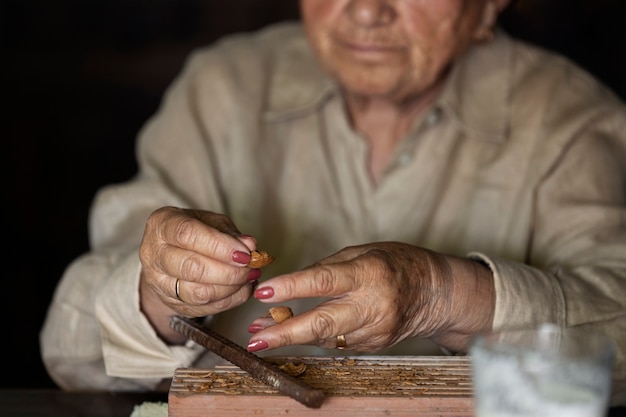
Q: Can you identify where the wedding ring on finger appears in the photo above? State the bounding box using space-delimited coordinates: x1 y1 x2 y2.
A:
336 334 347 350
175 279 183 302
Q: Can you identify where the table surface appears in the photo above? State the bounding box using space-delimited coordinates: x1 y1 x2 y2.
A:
1 389 624 417
0 389 168 417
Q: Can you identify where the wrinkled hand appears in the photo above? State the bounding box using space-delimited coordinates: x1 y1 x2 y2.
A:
247 242 494 353
138 206 259 342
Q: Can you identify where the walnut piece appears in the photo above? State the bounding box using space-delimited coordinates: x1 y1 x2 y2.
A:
278 362 307 377
268 306 294 323
247 250 275 268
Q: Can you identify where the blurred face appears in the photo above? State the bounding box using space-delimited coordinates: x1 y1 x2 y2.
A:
300 0 498 102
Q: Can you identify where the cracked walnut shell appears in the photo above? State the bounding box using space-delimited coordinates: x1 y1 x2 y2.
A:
247 250 276 268
267 306 294 323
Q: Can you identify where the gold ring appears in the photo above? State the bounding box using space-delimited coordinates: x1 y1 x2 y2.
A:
336 334 347 350
175 279 183 302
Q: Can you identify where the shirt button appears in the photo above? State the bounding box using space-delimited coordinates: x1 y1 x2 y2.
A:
397 152 412 166
426 108 442 126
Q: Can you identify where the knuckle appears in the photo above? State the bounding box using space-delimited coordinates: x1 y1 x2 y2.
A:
174 217 198 246
179 254 206 279
139 242 165 274
192 284 217 304
208 286 249 311
310 311 337 340
149 206 177 227
180 281 218 306
138 242 150 263
313 267 336 295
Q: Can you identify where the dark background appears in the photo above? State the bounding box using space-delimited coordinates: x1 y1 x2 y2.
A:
3 0 625 389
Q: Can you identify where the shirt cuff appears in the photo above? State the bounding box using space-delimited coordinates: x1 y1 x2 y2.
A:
95 252 204 379
467 252 566 330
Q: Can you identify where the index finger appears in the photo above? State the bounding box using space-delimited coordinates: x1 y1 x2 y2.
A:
156 208 251 265
253 263 358 303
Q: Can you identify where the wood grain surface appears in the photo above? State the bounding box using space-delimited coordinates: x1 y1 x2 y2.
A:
169 356 474 416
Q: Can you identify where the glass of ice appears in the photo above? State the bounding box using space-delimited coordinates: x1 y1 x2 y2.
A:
470 323 614 417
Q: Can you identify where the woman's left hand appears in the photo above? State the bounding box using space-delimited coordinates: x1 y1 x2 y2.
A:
246 242 494 353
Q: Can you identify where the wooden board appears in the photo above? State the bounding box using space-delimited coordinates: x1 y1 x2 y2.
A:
168 356 474 416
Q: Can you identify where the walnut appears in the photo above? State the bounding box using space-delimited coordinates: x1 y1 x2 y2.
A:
247 250 275 268
267 306 294 324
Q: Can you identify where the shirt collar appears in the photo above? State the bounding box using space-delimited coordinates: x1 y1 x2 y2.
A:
264 24 513 144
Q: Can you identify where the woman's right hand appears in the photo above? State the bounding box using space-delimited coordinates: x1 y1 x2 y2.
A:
138 206 259 343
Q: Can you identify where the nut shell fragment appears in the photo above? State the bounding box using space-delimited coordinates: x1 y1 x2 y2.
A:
278 362 307 377
268 306 294 323
247 250 275 268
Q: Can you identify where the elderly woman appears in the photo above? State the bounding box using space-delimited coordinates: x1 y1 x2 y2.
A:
41 0 626 405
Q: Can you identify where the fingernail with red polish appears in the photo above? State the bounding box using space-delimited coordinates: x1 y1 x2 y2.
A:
254 287 274 299
247 340 269 352
232 250 251 265
248 269 262 281
248 323 264 333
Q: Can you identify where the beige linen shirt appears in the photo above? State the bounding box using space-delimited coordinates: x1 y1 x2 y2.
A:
40 22 626 403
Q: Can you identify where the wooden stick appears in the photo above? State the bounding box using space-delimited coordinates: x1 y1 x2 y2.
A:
170 316 325 409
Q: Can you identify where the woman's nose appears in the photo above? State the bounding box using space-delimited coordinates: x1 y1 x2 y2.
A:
347 0 395 27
